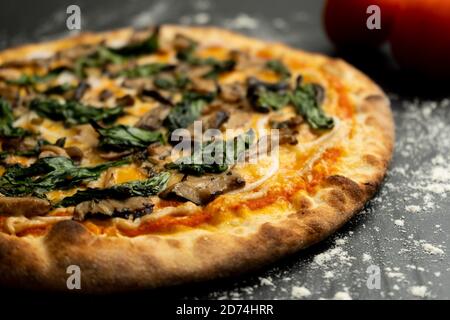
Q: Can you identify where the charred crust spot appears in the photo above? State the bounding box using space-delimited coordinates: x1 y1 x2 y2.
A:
324 189 347 211
45 220 90 245
325 175 364 202
364 94 385 102
362 153 381 167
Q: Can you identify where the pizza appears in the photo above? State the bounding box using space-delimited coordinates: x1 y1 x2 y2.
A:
0 25 394 292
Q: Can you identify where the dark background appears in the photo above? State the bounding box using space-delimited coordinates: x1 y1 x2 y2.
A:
0 0 449 300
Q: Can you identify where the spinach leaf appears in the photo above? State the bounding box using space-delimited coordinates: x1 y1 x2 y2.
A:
74 47 124 77
289 80 334 130
166 130 254 175
257 91 290 111
265 60 291 80
0 156 129 197
30 99 124 126
58 172 170 207
174 37 235 79
0 98 30 138
110 27 159 57
118 63 174 78
91 122 164 151
246 77 290 113
6 67 67 86
163 98 206 135
199 58 236 79
154 73 190 90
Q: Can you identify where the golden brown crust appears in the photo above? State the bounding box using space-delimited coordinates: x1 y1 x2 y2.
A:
0 25 394 292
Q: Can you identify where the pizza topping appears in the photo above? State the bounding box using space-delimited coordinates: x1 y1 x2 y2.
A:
160 171 245 205
91 121 163 152
246 77 290 113
265 59 291 80
29 99 124 126
58 172 170 207
0 98 30 139
0 156 129 197
290 76 334 130
73 196 154 221
0 196 51 217
219 82 245 103
135 106 170 132
165 130 254 175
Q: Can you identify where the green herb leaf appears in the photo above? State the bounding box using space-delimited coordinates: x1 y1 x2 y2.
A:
0 98 30 138
110 27 159 57
166 130 254 175
246 77 290 113
163 99 205 134
0 156 129 197
154 73 190 90
118 63 174 78
257 91 290 111
289 82 334 130
30 99 124 126
91 122 164 151
266 60 291 80
58 172 170 207
74 47 124 77
6 67 67 86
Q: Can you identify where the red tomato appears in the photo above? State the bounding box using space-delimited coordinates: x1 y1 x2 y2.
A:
390 0 450 77
323 0 400 48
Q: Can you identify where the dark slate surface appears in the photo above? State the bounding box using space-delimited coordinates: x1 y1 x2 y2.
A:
0 0 449 300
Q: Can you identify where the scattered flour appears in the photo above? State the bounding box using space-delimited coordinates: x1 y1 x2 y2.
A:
409 286 429 298
421 243 444 255
333 291 352 300
291 286 312 299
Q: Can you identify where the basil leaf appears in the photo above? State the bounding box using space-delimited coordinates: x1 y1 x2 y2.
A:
0 156 129 197
166 130 254 175
266 60 291 80
246 77 290 113
58 172 170 207
110 27 159 57
91 122 164 151
118 63 174 78
30 99 124 126
290 82 334 130
0 98 30 138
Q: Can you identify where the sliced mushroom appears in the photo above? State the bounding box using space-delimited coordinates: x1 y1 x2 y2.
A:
200 110 230 131
189 77 217 94
0 196 51 217
73 81 90 101
135 105 171 131
173 34 195 52
270 116 303 146
219 82 245 103
39 145 70 158
160 171 245 205
64 146 84 162
73 196 154 221
98 149 132 160
147 143 172 161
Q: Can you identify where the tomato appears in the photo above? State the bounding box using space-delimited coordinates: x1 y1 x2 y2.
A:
390 0 450 77
323 0 400 48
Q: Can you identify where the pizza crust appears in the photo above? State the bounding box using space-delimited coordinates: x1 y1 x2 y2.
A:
0 26 394 292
